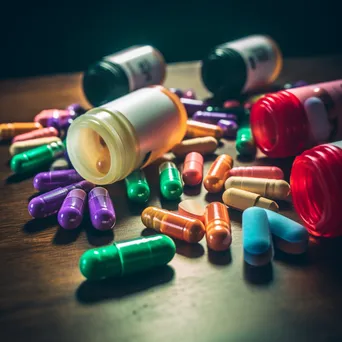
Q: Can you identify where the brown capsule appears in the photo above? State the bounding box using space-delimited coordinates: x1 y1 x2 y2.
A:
186 120 223 139
171 136 218 158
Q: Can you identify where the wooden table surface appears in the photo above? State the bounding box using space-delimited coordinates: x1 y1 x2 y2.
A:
1 57 342 342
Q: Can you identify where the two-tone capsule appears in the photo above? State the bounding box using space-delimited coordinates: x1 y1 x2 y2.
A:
172 137 218 157
12 127 59 143
0 122 42 141
217 119 238 138
205 202 232 251
58 189 87 229
178 199 206 224
225 177 291 200
79 235 176 280
88 187 116 230
159 162 183 200
66 103 86 116
28 180 94 218
125 169 150 203
192 111 237 124
186 120 223 139
204 154 234 193
182 152 203 186
180 98 208 116
47 110 75 131
236 122 256 156
9 137 61 156
141 206 205 243
34 169 84 192
34 109 72 127
229 166 284 179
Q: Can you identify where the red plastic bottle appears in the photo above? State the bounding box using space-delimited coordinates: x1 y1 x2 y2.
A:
250 80 342 157
291 141 342 237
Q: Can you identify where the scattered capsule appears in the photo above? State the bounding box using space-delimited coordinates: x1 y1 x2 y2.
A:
223 100 241 109
264 209 309 254
172 136 218 157
229 166 284 180
205 202 232 251
0 122 42 141
88 187 116 230
12 127 59 143
186 120 223 139
182 152 203 186
217 119 238 138
28 180 94 218
225 177 291 200
96 147 111 174
47 111 74 131
192 111 237 125
159 161 183 200
180 98 208 116
243 207 274 266
66 103 86 116
206 105 246 119
50 158 70 171
11 140 65 174
34 109 71 127
222 188 279 212
178 199 205 224
125 169 150 203
169 88 184 98
79 235 176 280
58 189 87 229
33 169 84 192
204 154 234 193
236 123 256 156
182 89 197 100
9 137 61 156
141 206 205 243
283 80 308 89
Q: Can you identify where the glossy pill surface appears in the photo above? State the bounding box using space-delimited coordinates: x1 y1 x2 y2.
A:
186 120 223 139
0 122 42 140
243 207 273 266
205 202 232 251
66 103 86 116
264 209 309 254
159 162 183 200
172 137 218 157
142 206 205 243
236 124 256 156
180 98 207 116
183 89 197 100
34 109 63 126
206 105 246 119
79 235 176 280
47 110 74 130
225 177 291 200
28 180 94 218
12 127 59 143
178 199 205 224
50 158 70 171
229 166 284 180
204 154 234 193
125 169 150 203
222 188 279 212
34 169 84 192
88 187 116 230
217 119 238 138
192 111 237 124
58 189 87 229
9 137 61 156
11 140 65 174
182 152 203 186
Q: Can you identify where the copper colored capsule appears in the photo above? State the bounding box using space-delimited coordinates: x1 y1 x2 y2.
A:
182 152 203 186
141 206 205 243
204 154 234 193
205 202 232 251
0 122 42 141
186 120 223 139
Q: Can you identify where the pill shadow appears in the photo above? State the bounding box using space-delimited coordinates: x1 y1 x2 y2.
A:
277 200 293 211
53 225 83 245
254 156 295 182
175 240 205 258
274 249 309 266
160 197 180 211
204 192 223 204
76 265 175 304
28 190 46 201
227 208 243 224
23 216 58 234
126 200 149 216
84 217 114 247
208 248 232 266
6 165 51 184
141 228 157 237
243 262 273 285
236 154 256 163
183 184 201 196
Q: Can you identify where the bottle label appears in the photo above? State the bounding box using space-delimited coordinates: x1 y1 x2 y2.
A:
225 35 280 92
106 46 165 91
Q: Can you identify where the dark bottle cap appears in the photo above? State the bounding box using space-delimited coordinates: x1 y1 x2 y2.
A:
82 60 130 106
201 47 247 100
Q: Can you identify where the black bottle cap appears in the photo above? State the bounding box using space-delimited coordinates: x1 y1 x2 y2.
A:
82 60 130 107
201 47 247 100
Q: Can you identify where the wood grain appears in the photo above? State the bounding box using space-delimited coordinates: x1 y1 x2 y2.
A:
1 57 342 342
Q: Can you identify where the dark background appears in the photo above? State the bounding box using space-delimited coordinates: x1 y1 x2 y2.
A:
1 0 341 78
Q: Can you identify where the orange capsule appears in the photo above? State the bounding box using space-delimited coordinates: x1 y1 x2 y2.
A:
204 154 234 193
141 206 205 243
229 166 284 180
204 202 232 251
186 120 223 139
12 127 59 143
182 152 203 186
0 122 42 141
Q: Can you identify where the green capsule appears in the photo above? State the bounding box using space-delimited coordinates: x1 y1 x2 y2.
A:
236 122 256 156
11 140 65 173
159 161 183 200
125 169 150 203
79 235 176 280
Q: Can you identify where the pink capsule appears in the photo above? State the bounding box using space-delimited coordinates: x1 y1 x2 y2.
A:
34 109 70 127
182 152 204 186
223 100 241 109
229 166 284 180
12 127 59 143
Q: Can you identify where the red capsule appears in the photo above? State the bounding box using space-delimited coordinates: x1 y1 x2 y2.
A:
229 166 284 180
182 152 204 186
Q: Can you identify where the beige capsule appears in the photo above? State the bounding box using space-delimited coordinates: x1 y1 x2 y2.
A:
171 136 218 157
9 136 61 156
224 176 290 200
222 188 279 212
186 120 224 139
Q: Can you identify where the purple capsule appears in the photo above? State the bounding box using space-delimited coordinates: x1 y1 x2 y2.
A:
58 189 87 229
192 111 237 124
180 98 208 116
169 88 184 98
88 187 116 231
28 180 94 218
182 89 196 100
33 169 83 192
47 109 76 131
217 119 239 138
66 103 86 116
